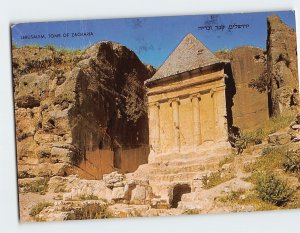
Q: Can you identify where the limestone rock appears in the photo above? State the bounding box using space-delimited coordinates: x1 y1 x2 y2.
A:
267 15 299 115
111 186 130 201
13 41 154 179
268 131 291 145
150 198 170 209
291 124 300 130
221 163 233 172
216 46 269 130
103 171 125 189
131 185 147 204
18 163 69 178
107 204 150 218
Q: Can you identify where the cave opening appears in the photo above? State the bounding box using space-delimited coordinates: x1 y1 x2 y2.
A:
170 184 191 208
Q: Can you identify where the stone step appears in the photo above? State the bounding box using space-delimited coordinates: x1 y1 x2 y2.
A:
152 143 231 163
153 152 228 166
148 171 199 183
150 157 221 173
150 163 206 175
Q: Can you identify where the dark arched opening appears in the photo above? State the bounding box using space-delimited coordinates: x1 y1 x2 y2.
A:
171 184 191 208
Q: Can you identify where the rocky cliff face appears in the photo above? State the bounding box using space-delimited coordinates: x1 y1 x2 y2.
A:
216 47 269 130
215 15 299 131
13 42 155 178
267 15 299 115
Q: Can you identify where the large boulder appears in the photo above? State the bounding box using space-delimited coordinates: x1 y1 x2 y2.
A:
216 46 269 130
103 171 126 189
13 42 155 179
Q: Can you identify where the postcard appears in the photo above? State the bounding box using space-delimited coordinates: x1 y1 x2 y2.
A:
11 10 299 222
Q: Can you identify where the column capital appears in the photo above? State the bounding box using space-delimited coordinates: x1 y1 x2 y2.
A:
190 93 201 101
149 102 160 108
168 97 180 105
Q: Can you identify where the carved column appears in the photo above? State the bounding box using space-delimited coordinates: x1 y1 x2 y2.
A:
191 93 201 147
210 89 217 142
170 98 180 152
149 102 160 153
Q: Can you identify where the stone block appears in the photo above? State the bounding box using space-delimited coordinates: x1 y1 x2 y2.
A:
111 186 130 201
131 185 146 204
103 171 125 189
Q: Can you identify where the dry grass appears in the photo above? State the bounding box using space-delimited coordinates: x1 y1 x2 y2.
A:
19 44 83 55
54 184 67 193
20 178 49 195
79 194 99 200
202 171 235 189
65 203 112 220
219 154 235 167
242 114 295 146
29 202 53 217
243 146 289 177
218 189 278 211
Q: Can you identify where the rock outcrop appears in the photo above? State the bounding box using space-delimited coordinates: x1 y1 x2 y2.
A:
13 42 155 179
216 47 269 130
267 15 299 115
215 14 299 130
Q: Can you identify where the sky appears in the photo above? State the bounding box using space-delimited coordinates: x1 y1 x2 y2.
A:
11 11 296 68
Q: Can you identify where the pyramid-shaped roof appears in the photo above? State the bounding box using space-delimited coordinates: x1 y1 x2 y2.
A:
145 33 223 85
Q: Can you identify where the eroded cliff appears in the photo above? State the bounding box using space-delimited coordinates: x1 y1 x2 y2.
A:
13 42 155 179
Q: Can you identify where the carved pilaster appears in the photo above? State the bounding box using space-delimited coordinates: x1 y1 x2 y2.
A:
170 98 180 152
213 89 228 142
148 102 160 153
190 93 202 147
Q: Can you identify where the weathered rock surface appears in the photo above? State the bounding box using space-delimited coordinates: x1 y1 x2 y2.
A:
103 171 125 189
268 130 291 145
267 15 299 115
216 46 269 130
215 15 299 129
13 43 155 179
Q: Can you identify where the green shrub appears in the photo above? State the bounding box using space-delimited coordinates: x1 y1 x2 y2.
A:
283 150 300 173
248 71 268 93
29 202 53 217
255 173 294 206
243 128 264 145
229 133 247 154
